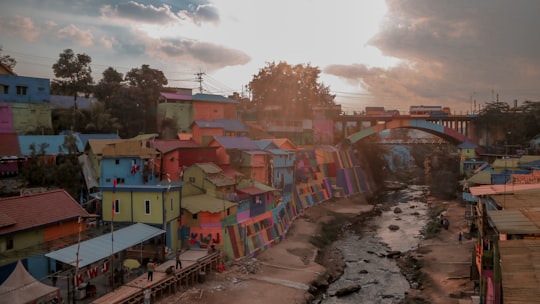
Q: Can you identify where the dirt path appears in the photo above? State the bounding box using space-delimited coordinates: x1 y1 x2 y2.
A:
400 199 477 304
157 196 476 304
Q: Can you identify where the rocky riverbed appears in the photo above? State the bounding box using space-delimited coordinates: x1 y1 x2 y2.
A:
314 185 430 304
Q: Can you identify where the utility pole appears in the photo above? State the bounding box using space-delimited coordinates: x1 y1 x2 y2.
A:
195 71 205 93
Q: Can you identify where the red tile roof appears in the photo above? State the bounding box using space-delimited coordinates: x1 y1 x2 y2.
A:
0 190 89 235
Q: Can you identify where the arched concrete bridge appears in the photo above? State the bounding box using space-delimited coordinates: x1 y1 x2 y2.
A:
336 115 478 146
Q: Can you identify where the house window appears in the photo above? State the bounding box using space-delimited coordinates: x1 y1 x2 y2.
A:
6 238 14 250
0 85 8 94
16 86 27 95
114 199 120 213
115 159 120 165
145 200 151 215
192 214 198 220
255 196 262 204
170 198 173 210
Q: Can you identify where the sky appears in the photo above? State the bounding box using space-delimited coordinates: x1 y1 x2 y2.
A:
1 0 540 114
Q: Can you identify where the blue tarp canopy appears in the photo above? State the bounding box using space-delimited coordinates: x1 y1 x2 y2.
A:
45 223 165 268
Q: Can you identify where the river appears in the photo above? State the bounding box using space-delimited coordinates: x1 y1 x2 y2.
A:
318 185 430 304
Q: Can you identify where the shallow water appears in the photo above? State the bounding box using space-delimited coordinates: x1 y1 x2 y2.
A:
319 186 430 304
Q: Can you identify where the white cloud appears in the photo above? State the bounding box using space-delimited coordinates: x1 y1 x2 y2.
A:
56 24 94 47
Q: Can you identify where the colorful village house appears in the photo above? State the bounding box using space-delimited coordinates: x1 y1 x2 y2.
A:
254 139 296 194
99 140 160 186
208 135 261 169
100 181 183 259
223 180 280 258
0 190 90 283
85 138 124 186
156 88 238 135
191 120 226 146
150 138 218 181
0 71 52 134
181 162 238 249
458 141 479 175
238 149 269 185
470 184 540 304
268 138 298 152
191 119 249 146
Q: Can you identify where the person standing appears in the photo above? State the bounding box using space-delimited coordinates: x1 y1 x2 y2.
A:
144 286 151 304
176 249 182 269
458 231 463 245
147 259 155 281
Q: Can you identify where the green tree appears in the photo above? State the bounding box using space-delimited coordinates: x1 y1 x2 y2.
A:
125 64 168 134
52 49 93 131
18 143 54 187
248 61 335 118
94 67 124 108
0 46 17 70
54 133 84 198
82 101 122 133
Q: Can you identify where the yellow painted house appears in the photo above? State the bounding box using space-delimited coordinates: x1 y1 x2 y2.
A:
101 182 183 252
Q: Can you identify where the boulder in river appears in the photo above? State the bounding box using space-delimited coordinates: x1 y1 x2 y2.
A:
388 224 400 231
335 284 362 297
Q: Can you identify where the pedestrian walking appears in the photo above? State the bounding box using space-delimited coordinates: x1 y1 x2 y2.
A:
176 249 182 269
458 231 463 245
147 259 155 281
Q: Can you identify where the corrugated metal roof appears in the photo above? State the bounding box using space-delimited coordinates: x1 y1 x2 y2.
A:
45 223 165 268
18 135 84 155
182 194 236 214
206 174 235 187
193 120 224 129
267 149 291 156
101 140 158 158
499 240 540 303
253 139 276 150
212 136 259 150
457 141 478 149
487 209 540 234
237 187 266 195
76 133 120 150
129 133 159 141
192 93 238 103
492 158 520 168
151 139 200 153
87 139 124 155
467 170 492 185
470 183 540 196
214 119 247 132
160 92 192 100
194 162 222 174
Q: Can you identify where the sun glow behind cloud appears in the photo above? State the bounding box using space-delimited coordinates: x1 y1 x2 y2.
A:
136 0 399 109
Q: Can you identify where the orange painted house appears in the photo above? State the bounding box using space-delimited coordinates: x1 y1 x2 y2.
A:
192 93 238 121
191 120 224 146
0 190 90 279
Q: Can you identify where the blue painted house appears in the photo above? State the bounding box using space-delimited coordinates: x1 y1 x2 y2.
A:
100 140 161 186
0 74 52 133
254 140 295 193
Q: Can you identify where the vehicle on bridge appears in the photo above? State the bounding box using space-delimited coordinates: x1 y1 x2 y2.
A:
365 106 400 117
409 105 450 117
